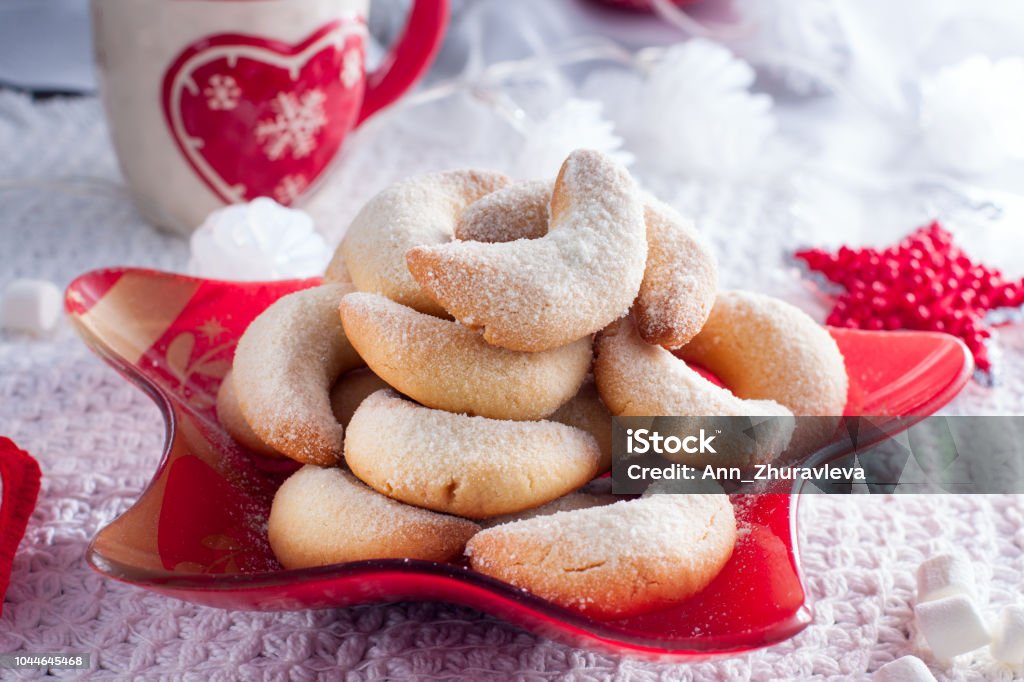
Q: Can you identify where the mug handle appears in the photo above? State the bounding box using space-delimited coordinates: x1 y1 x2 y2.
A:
356 0 450 125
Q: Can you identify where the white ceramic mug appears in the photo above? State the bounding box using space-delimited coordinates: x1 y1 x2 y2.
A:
91 0 448 235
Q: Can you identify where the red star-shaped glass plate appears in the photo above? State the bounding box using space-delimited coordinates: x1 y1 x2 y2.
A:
66 267 971 660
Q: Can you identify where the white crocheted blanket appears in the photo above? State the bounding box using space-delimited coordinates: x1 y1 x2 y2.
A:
1 84 1023 681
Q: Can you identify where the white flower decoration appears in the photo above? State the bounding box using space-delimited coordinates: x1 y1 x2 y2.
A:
585 40 775 177
188 198 331 281
919 56 1024 175
729 0 847 94
513 98 632 178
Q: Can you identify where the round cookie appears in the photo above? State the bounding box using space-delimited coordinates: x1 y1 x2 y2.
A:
406 149 647 352
216 371 282 458
268 465 479 569
466 494 737 619
676 290 848 416
549 378 613 473
325 169 510 316
456 182 717 349
233 283 364 465
345 390 602 519
329 368 391 429
339 292 592 421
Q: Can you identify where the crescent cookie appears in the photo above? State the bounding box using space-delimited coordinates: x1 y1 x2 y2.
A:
344 390 602 519
454 179 550 243
406 149 647 352
339 292 592 421
456 183 717 349
677 291 848 416
595 315 792 419
268 465 479 569
635 198 718 349
233 283 364 466
549 378 613 473
325 169 510 316
328 368 392 430
324 249 352 283
218 368 388 458
479 491 617 529
216 371 283 458
466 494 737 619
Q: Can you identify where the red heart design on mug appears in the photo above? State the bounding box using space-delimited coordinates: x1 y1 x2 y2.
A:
162 19 366 206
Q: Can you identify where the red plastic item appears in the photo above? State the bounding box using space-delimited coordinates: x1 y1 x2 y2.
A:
65 268 972 659
357 0 450 125
0 438 42 615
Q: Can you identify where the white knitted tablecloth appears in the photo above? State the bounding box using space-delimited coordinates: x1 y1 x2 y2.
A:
1 88 1024 681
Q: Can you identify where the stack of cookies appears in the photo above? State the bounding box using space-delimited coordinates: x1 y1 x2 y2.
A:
217 149 848 619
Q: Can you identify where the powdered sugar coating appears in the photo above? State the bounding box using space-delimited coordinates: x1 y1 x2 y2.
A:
455 181 718 349
216 371 283 458
677 291 848 416
268 465 479 569
479 491 617 529
233 283 364 465
345 390 602 519
219 367 388 459
339 292 592 421
454 179 551 243
324 251 352 283
406 149 647 352
636 196 718 349
594 315 792 419
327 170 510 316
466 494 736 619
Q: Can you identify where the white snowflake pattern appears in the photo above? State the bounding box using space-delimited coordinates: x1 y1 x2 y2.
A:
204 74 242 111
341 49 362 89
255 90 327 161
273 174 309 205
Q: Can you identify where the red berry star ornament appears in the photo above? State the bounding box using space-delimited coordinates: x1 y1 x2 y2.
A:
795 221 1024 374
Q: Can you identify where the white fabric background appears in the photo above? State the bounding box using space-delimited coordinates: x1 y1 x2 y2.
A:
2 2 1024 678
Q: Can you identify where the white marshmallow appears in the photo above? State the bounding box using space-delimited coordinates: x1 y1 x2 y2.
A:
872 656 937 682
0 279 63 335
991 604 1024 665
914 594 990 660
916 553 976 603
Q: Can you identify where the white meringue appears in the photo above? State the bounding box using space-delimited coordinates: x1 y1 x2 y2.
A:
187 198 330 281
